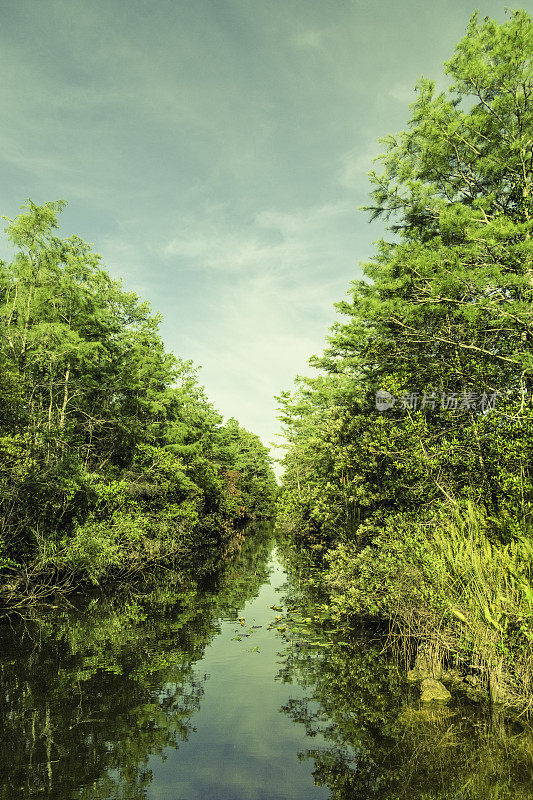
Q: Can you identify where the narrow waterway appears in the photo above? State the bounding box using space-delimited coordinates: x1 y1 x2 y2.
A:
0 524 532 799
142 543 330 800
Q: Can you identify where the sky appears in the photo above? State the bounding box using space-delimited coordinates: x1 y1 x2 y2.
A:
0 0 531 472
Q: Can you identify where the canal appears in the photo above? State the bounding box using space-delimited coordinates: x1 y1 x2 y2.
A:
0 523 531 799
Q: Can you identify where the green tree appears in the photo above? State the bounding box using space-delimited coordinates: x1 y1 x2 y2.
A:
277 9 533 706
0 200 276 603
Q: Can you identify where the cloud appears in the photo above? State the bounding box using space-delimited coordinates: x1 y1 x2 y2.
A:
162 201 353 276
173 269 340 461
388 82 416 104
159 199 363 469
291 28 328 51
338 145 382 189
0 0 468 477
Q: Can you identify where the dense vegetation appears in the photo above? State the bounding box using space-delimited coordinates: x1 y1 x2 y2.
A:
277 10 533 708
0 201 277 610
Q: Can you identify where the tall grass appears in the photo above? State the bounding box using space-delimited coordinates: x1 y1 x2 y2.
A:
321 499 533 709
429 501 533 706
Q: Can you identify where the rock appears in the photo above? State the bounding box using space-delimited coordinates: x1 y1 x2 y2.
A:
420 678 452 703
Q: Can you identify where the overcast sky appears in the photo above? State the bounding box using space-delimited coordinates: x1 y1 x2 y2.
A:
1 0 530 471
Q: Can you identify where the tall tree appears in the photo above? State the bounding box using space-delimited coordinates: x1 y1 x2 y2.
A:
0 200 277 593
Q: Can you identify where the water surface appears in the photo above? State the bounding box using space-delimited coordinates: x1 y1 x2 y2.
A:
0 525 532 800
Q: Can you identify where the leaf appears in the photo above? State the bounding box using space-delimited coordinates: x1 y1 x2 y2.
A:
451 607 467 623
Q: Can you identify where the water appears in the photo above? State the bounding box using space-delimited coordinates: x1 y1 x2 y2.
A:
143 543 329 800
0 524 532 799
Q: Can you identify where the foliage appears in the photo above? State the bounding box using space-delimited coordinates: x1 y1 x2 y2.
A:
277 10 533 708
0 200 277 605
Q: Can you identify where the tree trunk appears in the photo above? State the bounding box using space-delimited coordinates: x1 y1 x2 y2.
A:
59 361 70 430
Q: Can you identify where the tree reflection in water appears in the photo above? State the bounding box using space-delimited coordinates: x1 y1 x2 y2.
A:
0 523 275 800
276 552 533 800
1 524 532 800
